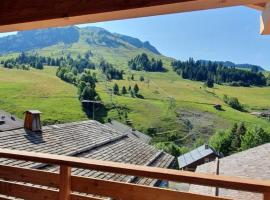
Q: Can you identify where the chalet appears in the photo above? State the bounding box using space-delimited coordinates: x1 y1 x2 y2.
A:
105 120 152 144
0 110 23 132
189 143 270 200
178 144 221 171
0 111 175 189
0 0 270 200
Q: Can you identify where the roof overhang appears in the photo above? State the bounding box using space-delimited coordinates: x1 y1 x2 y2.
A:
0 0 270 34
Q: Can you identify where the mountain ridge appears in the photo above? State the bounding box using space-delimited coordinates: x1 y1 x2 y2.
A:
0 26 265 71
0 26 160 55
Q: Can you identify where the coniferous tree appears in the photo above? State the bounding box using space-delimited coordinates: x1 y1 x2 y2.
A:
128 53 165 72
205 79 214 88
171 58 267 86
113 83 119 95
134 84 139 94
121 86 127 94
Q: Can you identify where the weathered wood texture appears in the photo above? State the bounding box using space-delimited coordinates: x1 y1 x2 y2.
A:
0 0 268 32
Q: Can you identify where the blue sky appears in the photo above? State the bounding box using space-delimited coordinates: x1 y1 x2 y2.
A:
1 6 270 69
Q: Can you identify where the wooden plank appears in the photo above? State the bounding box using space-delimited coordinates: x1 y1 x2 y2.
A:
264 193 270 200
72 176 231 200
71 194 104 200
0 164 59 188
59 165 72 200
0 180 58 200
0 0 268 32
0 149 269 193
247 3 266 10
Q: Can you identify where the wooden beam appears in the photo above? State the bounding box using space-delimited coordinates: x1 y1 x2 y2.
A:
261 3 270 34
247 3 266 10
72 176 231 200
0 149 269 193
59 165 72 200
0 164 59 188
0 0 269 32
0 180 58 200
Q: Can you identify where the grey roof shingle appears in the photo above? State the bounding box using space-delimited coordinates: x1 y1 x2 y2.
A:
0 110 23 132
105 120 152 144
189 143 270 200
0 120 175 186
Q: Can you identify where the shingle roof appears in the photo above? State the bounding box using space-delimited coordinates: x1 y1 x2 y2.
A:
0 110 23 132
189 143 270 200
105 120 152 144
178 144 219 168
0 120 174 186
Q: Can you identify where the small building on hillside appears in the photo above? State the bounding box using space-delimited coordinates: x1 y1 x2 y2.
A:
105 120 152 144
178 144 221 171
189 143 270 200
0 110 23 132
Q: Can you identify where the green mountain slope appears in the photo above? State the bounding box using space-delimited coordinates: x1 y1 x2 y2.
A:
0 26 269 152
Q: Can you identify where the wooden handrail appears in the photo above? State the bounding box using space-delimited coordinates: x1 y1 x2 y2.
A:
0 165 230 200
0 148 269 194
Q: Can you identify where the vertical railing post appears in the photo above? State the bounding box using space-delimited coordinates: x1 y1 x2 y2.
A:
214 158 220 197
59 165 71 200
264 193 270 200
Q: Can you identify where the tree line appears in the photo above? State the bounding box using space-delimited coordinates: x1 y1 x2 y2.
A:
171 58 267 86
112 83 140 98
128 53 165 72
209 122 270 156
0 52 49 70
99 59 123 80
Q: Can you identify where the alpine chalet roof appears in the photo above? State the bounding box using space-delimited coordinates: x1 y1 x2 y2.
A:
0 120 175 186
189 143 270 200
105 120 152 144
0 110 23 132
178 144 219 169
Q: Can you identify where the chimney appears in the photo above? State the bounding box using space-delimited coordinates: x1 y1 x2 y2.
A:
24 110 42 132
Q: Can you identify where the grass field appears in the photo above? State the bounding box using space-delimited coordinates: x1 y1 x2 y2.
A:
96 68 270 133
1 58 270 139
0 67 87 124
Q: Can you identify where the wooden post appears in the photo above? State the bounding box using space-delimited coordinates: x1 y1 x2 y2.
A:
214 158 220 197
59 165 71 200
264 193 270 200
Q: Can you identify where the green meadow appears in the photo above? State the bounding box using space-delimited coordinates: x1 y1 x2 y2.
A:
1 57 269 138
0 26 269 143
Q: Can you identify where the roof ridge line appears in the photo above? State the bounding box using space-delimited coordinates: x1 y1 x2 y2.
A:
33 133 128 169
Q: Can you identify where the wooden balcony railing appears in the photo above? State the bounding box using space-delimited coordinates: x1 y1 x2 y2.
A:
0 148 269 200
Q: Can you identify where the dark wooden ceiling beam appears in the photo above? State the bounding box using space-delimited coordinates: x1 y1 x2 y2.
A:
0 0 269 32
247 3 266 10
